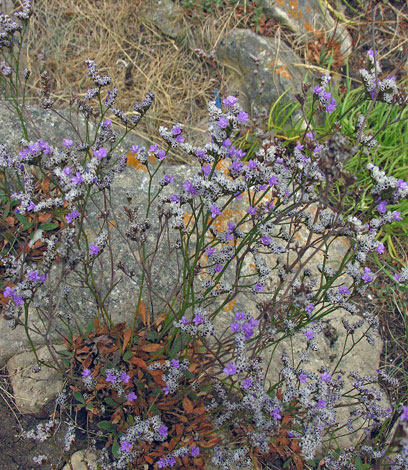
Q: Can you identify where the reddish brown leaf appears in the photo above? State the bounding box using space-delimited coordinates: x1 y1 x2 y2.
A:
182 396 194 414
144 455 153 464
122 328 132 352
138 300 148 326
175 423 184 437
140 343 162 352
129 357 147 368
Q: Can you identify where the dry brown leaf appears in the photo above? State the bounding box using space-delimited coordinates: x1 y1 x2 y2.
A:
129 357 147 368
140 343 162 352
182 396 194 414
122 328 132 351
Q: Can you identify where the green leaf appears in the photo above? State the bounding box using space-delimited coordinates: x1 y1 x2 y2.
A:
184 370 194 379
86 402 93 409
97 421 116 431
63 358 70 368
147 331 159 341
39 223 59 231
112 438 120 459
57 349 73 357
86 320 95 335
104 397 117 407
133 336 139 344
169 334 183 358
198 347 206 353
15 213 29 226
74 391 85 404
127 415 134 426
123 350 132 361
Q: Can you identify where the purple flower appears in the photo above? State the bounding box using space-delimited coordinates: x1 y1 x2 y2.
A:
13 295 24 305
127 392 137 402
210 205 221 218
120 440 132 452
394 273 402 282
131 144 139 154
94 147 107 159
167 457 176 467
235 149 246 159
149 144 158 153
71 172 83 185
266 201 275 212
3 286 15 298
163 174 174 184
158 424 168 437
268 176 279 186
304 330 314 340
247 206 256 216
202 164 211 176
400 406 408 422
104 119 111 127
223 363 237 376
223 96 238 107
163 385 170 395
397 179 408 190
171 125 182 135
270 407 282 420
247 159 257 169
171 359 180 369
62 139 73 147
176 134 185 143
217 117 229 129
260 236 271 245
89 244 100 256
183 180 197 195
362 267 373 284
376 243 385 254
181 316 190 325
241 378 253 389
206 247 215 256
338 286 351 295
314 85 323 95
230 159 243 173
316 400 326 409
169 194 180 203
82 368 91 378
313 145 323 153
158 150 166 161
299 373 307 383
215 263 223 273
157 458 166 469
191 445 200 457
325 98 337 114
254 283 264 291
230 321 241 333
106 372 117 383
296 143 304 152
321 372 331 383
377 200 388 214
237 110 249 123
304 304 314 314
65 209 80 224
222 138 232 148
120 372 130 383
193 314 204 326
306 132 314 140
393 211 403 221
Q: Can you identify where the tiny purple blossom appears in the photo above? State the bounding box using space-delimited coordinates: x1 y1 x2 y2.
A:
299 373 307 383
120 372 130 383
268 175 279 186
106 372 117 383
171 359 180 369
163 175 174 184
270 407 282 420
193 314 204 326
237 110 249 123
247 206 256 216
260 236 271 245
167 457 176 467
394 273 402 282
362 267 373 284
304 330 314 340
215 263 223 273
241 378 253 389
316 400 326 409
158 425 168 437
104 119 111 127
377 200 388 214
230 321 241 333
176 134 185 143
120 440 132 452
171 125 182 135
338 286 351 295
157 150 166 161
183 180 197 195
202 164 211 176
65 210 80 223
376 243 385 254
191 446 200 457
224 363 237 376
89 244 100 256
62 139 73 147
3 286 15 298
181 316 190 325
393 211 403 221
305 304 314 314
127 392 137 402
254 283 264 291
247 159 257 169
149 144 158 153
63 166 72 176
223 96 238 107
71 172 83 185
397 179 408 190
210 205 221 218
131 144 139 154
222 138 232 148
217 117 229 129
321 372 331 383
157 458 166 469
94 147 107 159
82 368 91 378
400 406 408 422
206 247 215 256
306 132 314 140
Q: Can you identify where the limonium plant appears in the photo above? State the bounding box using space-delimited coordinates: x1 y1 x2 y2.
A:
2 2 408 469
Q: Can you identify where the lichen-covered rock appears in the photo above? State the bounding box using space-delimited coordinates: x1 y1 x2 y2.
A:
7 344 64 415
261 0 352 59
62 449 98 470
216 29 306 115
143 0 188 40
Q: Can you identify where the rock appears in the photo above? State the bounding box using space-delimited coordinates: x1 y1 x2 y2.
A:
7 344 64 414
143 0 188 41
261 0 352 59
216 29 307 115
62 449 98 470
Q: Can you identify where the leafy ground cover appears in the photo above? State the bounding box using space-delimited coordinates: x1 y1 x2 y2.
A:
1 1 408 469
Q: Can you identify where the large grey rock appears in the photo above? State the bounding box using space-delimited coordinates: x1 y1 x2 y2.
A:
143 0 188 41
216 29 307 115
62 449 98 470
7 344 64 414
261 0 352 59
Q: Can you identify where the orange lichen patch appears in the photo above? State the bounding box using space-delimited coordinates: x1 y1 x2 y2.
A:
126 151 147 172
223 299 236 311
275 66 293 80
108 220 116 228
184 211 193 228
212 207 234 232
304 23 314 33
276 0 285 5
305 5 311 14
149 153 157 164
216 159 230 177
